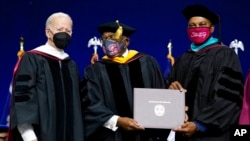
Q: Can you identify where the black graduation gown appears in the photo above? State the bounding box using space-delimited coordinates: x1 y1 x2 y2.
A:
81 53 170 141
10 50 84 141
166 44 244 141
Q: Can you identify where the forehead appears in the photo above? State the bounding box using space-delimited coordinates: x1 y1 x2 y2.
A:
188 16 211 24
101 32 128 40
51 16 72 29
102 32 114 36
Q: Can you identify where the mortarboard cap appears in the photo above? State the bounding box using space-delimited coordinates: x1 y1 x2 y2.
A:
98 20 136 37
182 4 220 25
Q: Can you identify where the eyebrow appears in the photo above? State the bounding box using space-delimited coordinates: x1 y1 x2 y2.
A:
189 21 207 24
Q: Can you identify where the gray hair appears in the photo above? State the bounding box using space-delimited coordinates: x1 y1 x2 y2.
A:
45 12 73 29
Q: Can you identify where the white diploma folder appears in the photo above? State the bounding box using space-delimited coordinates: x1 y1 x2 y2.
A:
133 88 185 129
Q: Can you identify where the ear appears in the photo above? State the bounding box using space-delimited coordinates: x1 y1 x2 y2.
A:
124 38 130 47
45 29 51 38
210 25 215 33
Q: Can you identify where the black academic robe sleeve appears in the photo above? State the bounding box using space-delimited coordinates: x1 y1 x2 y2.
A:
10 52 84 141
81 64 115 137
194 47 243 132
81 54 169 141
166 46 243 140
11 53 40 128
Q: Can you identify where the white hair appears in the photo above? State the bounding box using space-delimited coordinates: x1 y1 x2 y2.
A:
45 12 73 29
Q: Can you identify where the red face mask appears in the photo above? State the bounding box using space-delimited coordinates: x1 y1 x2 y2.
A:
187 27 211 44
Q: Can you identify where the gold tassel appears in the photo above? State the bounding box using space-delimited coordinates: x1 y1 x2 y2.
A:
112 20 123 41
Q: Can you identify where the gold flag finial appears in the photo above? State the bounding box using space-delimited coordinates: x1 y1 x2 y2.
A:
167 39 175 66
112 20 123 41
17 36 25 60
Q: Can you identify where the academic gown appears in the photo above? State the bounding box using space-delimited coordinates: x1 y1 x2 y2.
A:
166 44 244 141
9 50 84 141
81 52 170 141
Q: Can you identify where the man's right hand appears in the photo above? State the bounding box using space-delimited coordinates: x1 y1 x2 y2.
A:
117 117 145 131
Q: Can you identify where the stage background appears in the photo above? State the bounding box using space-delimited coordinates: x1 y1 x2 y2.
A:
1 0 249 128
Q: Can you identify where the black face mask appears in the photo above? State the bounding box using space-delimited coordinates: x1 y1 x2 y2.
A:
53 32 71 49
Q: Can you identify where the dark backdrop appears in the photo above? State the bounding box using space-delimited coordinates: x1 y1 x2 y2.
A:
1 0 249 127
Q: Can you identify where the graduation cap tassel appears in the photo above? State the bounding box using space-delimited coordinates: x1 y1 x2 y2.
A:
112 20 123 41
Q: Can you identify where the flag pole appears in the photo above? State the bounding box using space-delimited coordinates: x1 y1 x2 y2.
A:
17 36 25 60
167 39 175 66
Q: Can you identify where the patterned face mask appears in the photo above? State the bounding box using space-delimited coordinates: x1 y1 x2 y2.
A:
102 39 126 57
187 27 211 44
